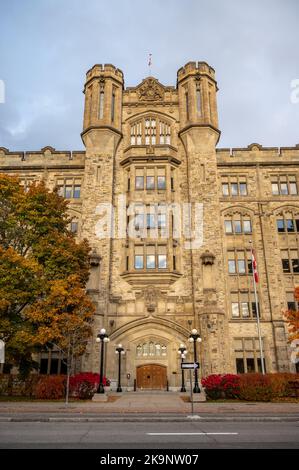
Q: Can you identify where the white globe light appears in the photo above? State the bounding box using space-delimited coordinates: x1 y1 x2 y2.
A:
182 354 186 359
179 343 185 349
197 337 202 343
100 328 106 335
103 337 109 343
191 329 198 335
121 350 125 355
96 337 101 343
188 337 194 343
118 343 122 348
115 350 119 354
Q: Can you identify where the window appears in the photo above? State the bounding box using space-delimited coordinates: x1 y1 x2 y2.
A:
130 116 171 146
221 176 248 196
133 244 168 271
73 185 81 199
146 169 155 189
227 250 252 275
231 291 260 319
39 352 67 375
99 90 104 119
111 88 116 122
271 175 298 195
19 176 36 192
56 178 82 199
70 221 78 234
185 91 189 121
196 88 201 116
158 213 166 228
281 249 299 274
286 292 298 311
234 337 266 374
134 167 167 191
224 215 252 235
136 342 167 358
134 246 144 269
276 213 299 234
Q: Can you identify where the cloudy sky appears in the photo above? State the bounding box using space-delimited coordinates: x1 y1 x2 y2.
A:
0 0 298 151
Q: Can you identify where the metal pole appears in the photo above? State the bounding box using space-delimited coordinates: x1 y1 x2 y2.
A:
117 351 122 392
189 369 194 415
98 339 105 393
181 355 186 392
251 246 265 374
193 340 200 393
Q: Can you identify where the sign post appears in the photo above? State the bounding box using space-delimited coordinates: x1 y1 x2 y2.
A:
181 362 200 415
189 370 194 415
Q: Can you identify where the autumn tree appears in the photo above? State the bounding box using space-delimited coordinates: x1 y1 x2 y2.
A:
0 174 95 375
284 286 299 365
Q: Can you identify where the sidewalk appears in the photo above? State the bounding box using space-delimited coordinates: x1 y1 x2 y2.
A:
0 393 298 421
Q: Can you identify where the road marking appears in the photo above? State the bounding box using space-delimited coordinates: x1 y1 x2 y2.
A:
147 432 239 436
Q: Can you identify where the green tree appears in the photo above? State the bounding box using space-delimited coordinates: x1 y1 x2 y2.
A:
0 174 94 376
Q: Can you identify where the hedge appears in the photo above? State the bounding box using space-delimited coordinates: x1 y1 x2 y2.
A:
0 372 109 399
201 373 299 401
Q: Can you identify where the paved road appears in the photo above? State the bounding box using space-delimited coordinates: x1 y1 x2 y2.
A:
1 421 299 448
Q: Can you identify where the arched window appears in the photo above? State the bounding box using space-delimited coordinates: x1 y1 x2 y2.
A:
130 116 171 146
136 342 167 358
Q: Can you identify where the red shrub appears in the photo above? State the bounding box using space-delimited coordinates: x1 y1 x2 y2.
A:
221 374 240 398
34 375 66 399
201 374 224 399
69 372 109 399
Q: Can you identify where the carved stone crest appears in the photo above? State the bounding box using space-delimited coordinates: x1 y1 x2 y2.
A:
137 78 164 101
136 285 165 312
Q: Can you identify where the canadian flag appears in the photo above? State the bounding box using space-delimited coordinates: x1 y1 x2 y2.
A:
251 249 259 283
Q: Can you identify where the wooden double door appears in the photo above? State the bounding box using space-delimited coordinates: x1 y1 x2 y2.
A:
136 364 167 390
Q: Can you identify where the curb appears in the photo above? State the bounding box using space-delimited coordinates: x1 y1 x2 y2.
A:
1 415 299 423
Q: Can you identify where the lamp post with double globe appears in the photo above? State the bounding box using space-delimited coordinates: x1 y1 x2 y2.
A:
96 328 110 393
178 344 187 392
115 344 125 392
188 329 202 393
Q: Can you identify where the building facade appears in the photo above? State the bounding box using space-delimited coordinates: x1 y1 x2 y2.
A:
1 61 299 388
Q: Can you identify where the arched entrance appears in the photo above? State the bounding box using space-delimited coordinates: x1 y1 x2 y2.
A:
136 364 167 390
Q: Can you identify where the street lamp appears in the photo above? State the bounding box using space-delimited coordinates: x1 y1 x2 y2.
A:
178 343 187 392
115 343 125 392
96 328 110 393
188 328 202 393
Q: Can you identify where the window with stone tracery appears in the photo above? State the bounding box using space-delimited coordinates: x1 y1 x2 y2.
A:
136 342 167 358
130 116 171 146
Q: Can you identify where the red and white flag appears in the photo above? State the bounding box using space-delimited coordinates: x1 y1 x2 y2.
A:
251 249 259 283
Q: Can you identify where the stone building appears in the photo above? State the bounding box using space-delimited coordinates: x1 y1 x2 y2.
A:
1 61 299 388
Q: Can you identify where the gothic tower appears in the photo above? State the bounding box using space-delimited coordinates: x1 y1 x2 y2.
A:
177 62 231 376
81 64 124 371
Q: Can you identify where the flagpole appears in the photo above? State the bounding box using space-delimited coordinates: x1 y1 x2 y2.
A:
250 241 265 374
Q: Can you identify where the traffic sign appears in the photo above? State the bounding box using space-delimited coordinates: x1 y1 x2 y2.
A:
181 362 200 370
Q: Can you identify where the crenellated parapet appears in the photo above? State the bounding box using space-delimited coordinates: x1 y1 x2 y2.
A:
217 143 299 165
0 146 85 169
